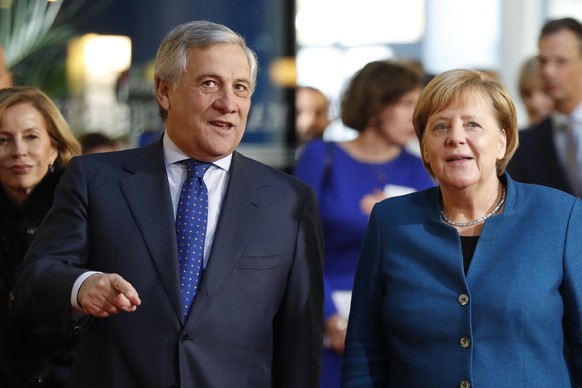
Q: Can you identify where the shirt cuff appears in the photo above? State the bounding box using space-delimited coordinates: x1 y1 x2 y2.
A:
71 271 102 313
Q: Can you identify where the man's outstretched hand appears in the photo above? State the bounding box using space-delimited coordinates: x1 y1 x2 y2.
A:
78 273 141 317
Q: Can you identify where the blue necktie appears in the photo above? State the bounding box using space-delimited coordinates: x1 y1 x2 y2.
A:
176 159 211 318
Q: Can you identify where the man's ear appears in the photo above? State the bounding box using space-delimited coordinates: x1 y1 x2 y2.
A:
155 78 171 110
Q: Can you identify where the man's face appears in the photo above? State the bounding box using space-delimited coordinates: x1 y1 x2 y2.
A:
538 29 582 113
0 47 13 89
295 88 330 142
156 44 252 162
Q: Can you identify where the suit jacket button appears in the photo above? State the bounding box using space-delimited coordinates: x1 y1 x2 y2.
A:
458 294 469 305
180 333 190 343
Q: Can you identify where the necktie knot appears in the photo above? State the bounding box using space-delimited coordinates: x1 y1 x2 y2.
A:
184 159 211 179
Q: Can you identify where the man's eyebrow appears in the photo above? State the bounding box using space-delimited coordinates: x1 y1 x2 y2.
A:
192 73 250 84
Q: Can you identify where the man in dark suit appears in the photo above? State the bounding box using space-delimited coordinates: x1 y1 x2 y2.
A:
12 20 324 388
508 17 582 197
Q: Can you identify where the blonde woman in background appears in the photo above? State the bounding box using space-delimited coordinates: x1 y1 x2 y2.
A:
518 56 554 126
0 86 80 386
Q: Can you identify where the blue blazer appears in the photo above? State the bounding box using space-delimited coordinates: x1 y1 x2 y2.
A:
342 174 582 387
13 139 324 388
507 117 575 195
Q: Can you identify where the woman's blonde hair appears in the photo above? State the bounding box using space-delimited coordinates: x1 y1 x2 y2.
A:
413 68 519 177
0 86 81 166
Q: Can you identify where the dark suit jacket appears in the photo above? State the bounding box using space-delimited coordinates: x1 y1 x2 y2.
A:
13 139 324 388
507 117 575 195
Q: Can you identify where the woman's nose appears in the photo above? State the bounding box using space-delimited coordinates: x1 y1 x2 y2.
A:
446 125 466 145
10 138 26 156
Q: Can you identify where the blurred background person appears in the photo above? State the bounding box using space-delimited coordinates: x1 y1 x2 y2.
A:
0 86 81 386
294 59 434 388
342 68 582 387
0 46 12 89
517 56 554 126
78 131 118 154
508 17 582 198
295 85 331 143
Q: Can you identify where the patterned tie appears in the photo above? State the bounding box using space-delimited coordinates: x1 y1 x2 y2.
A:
176 159 211 318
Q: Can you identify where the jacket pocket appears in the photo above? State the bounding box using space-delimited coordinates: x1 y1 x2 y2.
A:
234 255 280 270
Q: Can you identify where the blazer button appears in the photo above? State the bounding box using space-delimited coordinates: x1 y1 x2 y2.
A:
458 293 469 305
459 337 471 348
180 333 190 343
460 380 471 388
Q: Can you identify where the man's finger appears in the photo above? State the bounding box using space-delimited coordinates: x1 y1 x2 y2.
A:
108 274 142 308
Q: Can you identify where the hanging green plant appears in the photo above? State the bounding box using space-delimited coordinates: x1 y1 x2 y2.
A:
0 0 109 97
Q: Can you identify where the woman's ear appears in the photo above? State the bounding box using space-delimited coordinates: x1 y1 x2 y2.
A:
49 146 58 168
497 128 507 159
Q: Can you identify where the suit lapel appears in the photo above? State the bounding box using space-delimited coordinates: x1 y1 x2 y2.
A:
119 141 183 321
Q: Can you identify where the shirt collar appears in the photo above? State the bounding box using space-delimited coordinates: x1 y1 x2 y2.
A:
162 131 232 172
553 102 582 128
552 112 569 131
570 103 582 126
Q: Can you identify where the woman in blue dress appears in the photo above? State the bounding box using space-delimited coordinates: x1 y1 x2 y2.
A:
293 60 435 388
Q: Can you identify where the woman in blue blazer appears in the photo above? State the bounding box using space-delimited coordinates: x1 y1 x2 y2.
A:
342 69 582 387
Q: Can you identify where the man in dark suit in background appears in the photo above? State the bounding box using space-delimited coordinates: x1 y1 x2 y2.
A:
508 17 582 197
12 20 324 388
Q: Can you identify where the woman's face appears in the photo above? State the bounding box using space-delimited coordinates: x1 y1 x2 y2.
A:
0 103 58 204
422 91 507 191
373 87 421 146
